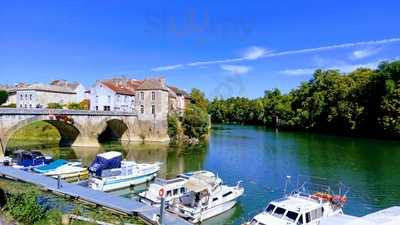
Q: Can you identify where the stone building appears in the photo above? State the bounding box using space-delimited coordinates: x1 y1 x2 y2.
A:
50 80 88 102
168 86 190 115
134 78 170 142
15 83 77 108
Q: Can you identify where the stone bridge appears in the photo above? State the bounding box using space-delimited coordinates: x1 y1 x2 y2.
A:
0 108 169 154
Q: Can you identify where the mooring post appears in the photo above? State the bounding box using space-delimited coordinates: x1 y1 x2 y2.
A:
57 175 61 189
159 197 165 225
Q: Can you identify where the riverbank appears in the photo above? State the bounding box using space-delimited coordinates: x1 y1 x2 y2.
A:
0 179 145 225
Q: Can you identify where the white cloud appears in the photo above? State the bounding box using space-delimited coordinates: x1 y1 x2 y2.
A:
220 64 251 75
242 46 269 60
280 68 316 76
351 48 380 59
280 61 382 76
150 37 400 72
151 64 183 72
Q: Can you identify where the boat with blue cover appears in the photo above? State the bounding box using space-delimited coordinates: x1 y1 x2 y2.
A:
11 150 52 170
88 151 160 192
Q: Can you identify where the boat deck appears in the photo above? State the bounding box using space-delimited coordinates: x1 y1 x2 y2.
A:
0 166 190 225
320 207 400 225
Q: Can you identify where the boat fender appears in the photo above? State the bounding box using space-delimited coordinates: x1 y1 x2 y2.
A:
159 188 165 198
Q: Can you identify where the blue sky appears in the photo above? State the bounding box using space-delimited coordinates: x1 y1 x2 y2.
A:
1 0 400 98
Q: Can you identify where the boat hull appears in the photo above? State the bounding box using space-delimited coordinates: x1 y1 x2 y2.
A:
90 172 158 192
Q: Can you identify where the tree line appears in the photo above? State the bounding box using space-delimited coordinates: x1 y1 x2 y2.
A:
209 60 400 138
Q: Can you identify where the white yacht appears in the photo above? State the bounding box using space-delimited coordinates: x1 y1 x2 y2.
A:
168 173 244 223
139 170 218 206
88 151 160 192
244 177 348 225
138 177 188 206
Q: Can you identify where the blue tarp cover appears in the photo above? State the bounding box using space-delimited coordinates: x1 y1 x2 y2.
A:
89 151 122 177
33 159 67 173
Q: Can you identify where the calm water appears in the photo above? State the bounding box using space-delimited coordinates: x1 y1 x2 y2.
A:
7 124 400 225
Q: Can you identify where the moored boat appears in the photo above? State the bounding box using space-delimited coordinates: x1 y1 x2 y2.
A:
34 159 88 179
139 177 188 206
168 172 244 223
244 176 349 225
10 150 52 170
88 151 160 192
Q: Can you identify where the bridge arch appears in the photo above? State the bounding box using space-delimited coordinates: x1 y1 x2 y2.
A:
1 115 82 153
97 118 129 143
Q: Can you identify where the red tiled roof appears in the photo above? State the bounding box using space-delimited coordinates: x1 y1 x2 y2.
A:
101 80 143 96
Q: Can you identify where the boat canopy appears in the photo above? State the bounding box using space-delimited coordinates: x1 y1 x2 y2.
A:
185 176 212 193
89 151 122 176
34 159 67 173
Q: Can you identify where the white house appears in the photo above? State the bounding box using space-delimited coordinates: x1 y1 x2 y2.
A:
90 80 140 112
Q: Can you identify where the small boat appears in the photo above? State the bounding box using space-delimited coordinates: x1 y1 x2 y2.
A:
138 177 188 206
243 176 349 225
34 159 88 179
88 151 160 192
168 172 244 223
11 150 52 170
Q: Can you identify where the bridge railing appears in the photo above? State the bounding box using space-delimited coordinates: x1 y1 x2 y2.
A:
0 108 137 116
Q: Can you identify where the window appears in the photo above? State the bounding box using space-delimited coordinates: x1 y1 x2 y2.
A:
306 212 311 223
222 191 232 197
29 104 32 108
117 95 120 102
273 207 286 218
104 106 110 111
265 204 276 214
96 96 99 103
298 215 304 224
180 187 185 193
24 104 27 108
284 211 299 222
152 91 155 100
95 106 98 111
212 197 218 202
140 92 144 100
152 105 155 114
20 104 22 108
173 189 178 195
124 96 128 103
20 95 23 100
107 95 111 103
29 94 32 100
140 105 144 114
166 190 172 197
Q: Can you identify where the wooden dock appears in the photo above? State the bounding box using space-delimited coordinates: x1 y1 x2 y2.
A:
0 166 190 225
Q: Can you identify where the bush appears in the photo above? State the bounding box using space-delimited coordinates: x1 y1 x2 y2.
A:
5 190 47 224
47 103 64 109
67 102 82 110
0 90 8 105
79 99 90 110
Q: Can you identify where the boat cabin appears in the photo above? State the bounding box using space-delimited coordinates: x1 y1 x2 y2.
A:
249 195 332 225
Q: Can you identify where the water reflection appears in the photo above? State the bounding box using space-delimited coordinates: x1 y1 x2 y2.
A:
6 125 400 224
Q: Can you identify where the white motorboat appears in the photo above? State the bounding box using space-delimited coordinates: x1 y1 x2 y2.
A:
43 162 88 179
244 176 349 225
138 177 188 206
34 159 88 179
88 151 160 192
168 172 244 223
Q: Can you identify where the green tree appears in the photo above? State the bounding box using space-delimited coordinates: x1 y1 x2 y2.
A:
0 90 8 105
190 88 209 111
66 102 82 110
47 102 63 109
182 105 210 140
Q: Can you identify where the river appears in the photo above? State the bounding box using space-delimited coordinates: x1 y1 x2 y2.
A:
6 124 400 225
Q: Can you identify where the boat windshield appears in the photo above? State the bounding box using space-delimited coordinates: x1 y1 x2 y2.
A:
284 211 299 222
272 207 286 218
265 204 276 214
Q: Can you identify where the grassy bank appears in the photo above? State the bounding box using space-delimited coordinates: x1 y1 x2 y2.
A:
7 121 61 149
0 179 145 225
